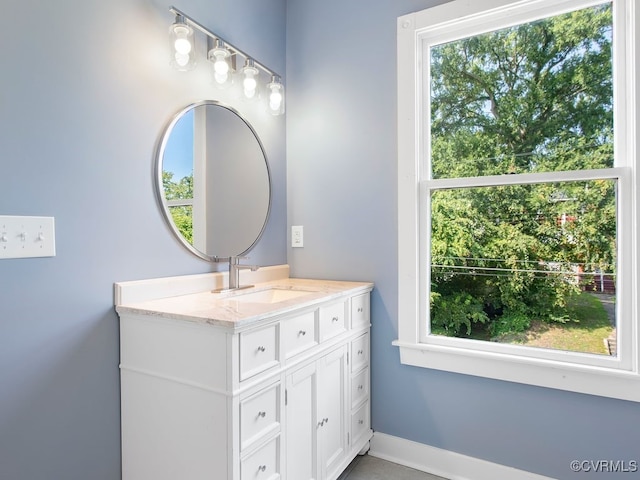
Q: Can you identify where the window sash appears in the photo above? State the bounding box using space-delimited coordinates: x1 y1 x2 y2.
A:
419 167 632 370
166 198 194 207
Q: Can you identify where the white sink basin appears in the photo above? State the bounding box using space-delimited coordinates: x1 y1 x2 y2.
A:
232 288 315 304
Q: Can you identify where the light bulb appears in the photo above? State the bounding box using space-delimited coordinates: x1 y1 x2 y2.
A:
208 40 233 86
214 54 229 75
215 72 229 84
244 75 257 97
267 76 285 115
172 26 192 54
270 91 282 110
175 52 191 67
242 59 259 99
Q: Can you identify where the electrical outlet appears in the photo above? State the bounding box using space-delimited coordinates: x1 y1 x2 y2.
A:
291 225 304 248
0 216 56 259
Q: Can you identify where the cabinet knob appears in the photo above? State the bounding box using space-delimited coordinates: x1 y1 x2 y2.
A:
257 346 266 352
257 411 266 418
258 465 267 472
332 316 339 323
358 419 364 425
357 349 364 355
358 307 363 313
298 330 306 336
358 384 364 390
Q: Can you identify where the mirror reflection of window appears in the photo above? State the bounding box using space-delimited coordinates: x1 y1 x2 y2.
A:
164 109 195 244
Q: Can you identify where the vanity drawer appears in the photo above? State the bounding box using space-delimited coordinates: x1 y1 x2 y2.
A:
282 311 317 360
241 383 280 451
351 293 370 329
319 301 347 342
351 367 369 409
241 436 280 480
350 333 369 373
240 325 279 381
351 401 370 446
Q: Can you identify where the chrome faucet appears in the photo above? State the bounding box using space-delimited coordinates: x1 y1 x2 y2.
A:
228 256 259 290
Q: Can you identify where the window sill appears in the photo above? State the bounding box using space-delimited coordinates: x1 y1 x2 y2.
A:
393 340 640 403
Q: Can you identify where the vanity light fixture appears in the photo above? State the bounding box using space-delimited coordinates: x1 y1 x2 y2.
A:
169 14 196 70
169 6 285 115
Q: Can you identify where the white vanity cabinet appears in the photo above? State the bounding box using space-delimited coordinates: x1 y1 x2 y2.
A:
116 274 372 480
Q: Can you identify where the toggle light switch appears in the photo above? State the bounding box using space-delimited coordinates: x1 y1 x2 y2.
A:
0 216 56 259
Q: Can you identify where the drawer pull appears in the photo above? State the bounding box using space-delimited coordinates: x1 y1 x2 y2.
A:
298 330 306 336
358 419 364 425
257 346 266 353
258 465 267 472
318 417 330 427
332 316 339 323
358 307 364 313
357 349 364 355
358 384 364 390
257 411 266 418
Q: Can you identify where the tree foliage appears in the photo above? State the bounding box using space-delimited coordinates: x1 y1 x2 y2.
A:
163 171 194 244
429 4 616 337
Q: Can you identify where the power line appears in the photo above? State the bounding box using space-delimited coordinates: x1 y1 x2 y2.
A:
432 265 617 277
436 256 617 270
432 264 618 276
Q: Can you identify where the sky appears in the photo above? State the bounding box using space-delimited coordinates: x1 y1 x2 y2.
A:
163 108 194 181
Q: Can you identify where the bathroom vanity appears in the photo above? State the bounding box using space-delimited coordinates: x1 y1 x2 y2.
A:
115 266 373 480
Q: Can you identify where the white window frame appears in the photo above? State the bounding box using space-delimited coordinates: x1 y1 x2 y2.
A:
396 0 640 402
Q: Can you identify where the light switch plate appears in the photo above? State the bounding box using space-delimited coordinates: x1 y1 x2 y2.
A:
291 225 304 248
0 216 56 259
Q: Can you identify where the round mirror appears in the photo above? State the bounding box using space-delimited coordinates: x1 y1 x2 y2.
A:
155 101 271 260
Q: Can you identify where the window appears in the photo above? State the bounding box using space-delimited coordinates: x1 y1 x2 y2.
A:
396 0 640 401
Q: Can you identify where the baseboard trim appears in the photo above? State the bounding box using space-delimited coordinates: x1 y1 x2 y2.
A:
369 432 554 480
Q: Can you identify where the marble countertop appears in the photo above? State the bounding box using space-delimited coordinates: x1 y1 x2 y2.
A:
115 278 373 331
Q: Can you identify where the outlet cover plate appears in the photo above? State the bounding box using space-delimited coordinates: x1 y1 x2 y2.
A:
291 225 304 248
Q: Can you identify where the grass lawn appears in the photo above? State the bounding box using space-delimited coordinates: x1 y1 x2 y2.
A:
495 293 614 355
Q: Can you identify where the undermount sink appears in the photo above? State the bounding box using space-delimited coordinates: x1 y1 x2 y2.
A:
231 288 315 304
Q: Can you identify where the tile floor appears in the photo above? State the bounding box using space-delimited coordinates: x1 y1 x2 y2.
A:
338 454 447 480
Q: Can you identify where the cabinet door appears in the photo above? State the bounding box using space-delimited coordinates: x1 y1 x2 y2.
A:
285 362 318 480
317 345 347 480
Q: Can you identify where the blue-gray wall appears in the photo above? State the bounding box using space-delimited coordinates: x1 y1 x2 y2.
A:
0 0 285 478
2 0 639 479
285 1 640 479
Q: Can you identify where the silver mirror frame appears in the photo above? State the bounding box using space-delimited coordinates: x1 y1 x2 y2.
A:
154 100 272 262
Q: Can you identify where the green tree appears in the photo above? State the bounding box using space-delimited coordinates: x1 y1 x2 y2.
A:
163 171 194 244
429 4 616 337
